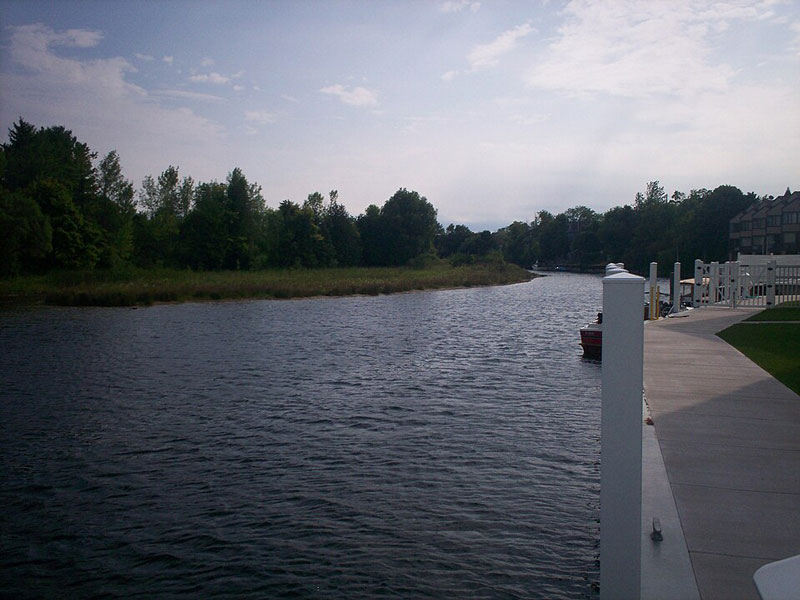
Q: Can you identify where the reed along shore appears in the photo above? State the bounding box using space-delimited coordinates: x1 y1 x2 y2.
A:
1 263 537 307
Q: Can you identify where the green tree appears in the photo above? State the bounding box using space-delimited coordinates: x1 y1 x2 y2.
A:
357 204 387 266
303 191 325 224
30 179 100 269
599 205 638 265
571 229 603 267
627 181 680 272
322 190 362 266
94 150 135 267
224 168 264 269
2 119 97 205
564 206 601 267
378 188 439 266
462 230 497 257
436 223 475 258
0 187 52 275
135 166 195 266
302 191 335 266
695 185 754 261
0 119 132 271
179 182 229 270
496 221 538 268
635 180 668 209
276 200 325 268
537 211 569 263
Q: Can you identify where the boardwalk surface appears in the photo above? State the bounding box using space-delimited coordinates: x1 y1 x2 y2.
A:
643 307 800 600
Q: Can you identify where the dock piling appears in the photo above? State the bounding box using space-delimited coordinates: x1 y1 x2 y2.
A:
600 267 645 600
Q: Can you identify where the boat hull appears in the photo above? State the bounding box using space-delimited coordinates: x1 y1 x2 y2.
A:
580 326 602 358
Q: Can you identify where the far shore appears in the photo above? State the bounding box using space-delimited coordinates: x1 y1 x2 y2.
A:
0 263 539 308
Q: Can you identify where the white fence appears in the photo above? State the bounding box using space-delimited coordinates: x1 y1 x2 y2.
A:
692 259 800 309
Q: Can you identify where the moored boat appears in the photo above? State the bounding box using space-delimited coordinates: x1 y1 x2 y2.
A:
580 312 602 358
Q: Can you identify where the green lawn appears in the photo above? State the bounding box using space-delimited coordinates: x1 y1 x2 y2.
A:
745 304 800 322
0 263 536 307
717 322 800 395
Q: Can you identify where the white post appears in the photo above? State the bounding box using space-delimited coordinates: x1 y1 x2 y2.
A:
601 270 644 600
722 262 732 304
649 262 658 320
766 260 776 307
710 262 719 304
693 259 703 307
607 265 626 276
672 262 681 314
730 261 740 309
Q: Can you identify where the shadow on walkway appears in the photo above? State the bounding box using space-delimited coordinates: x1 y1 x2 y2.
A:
643 307 800 600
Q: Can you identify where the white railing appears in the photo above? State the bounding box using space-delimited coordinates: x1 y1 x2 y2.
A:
775 265 800 305
692 259 800 309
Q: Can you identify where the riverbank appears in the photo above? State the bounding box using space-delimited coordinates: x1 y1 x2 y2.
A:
0 263 537 307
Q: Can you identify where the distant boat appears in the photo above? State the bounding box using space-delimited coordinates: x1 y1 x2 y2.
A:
579 312 602 358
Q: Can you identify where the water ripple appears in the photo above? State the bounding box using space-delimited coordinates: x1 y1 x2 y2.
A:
1 273 602 598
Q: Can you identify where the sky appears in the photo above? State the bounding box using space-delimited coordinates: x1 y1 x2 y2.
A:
1 0 798 232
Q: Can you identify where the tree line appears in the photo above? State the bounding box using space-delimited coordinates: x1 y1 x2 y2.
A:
0 119 440 276
485 181 758 275
1 119 762 277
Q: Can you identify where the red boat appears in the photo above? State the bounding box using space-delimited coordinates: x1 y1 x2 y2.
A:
580 312 602 358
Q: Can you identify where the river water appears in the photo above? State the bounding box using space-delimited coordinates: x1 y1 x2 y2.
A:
0 272 603 599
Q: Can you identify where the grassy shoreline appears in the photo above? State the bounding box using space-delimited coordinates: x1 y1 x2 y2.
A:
0 263 537 307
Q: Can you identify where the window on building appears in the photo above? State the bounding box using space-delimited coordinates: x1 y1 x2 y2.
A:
742 221 752 231
752 236 764 253
785 232 797 245
741 237 752 248
753 218 765 229
767 215 781 227
784 212 799 225
766 235 777 252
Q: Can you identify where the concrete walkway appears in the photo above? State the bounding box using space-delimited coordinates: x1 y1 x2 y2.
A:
643 307 800 600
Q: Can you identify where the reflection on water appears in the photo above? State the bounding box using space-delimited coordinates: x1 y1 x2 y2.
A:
0 273 602 598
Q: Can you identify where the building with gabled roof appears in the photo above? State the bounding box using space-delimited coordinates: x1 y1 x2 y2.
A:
729 190 800 258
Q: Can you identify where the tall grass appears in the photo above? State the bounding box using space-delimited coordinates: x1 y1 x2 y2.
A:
1 263 535 307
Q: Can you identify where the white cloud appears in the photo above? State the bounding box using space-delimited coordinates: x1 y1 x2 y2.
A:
791 21 800 56
0 24 226 186
190 71 231 84
525 0 786 98
440 0 480 13
163 55 174 64
55 27 103 48
510 113 550 126
233 84 245 92
154 89 225 102
441 69 460 82
7 24 138 93
245 109 278 125
320 84 379 107
200 57 215 67
603 83 800 192
135 53 154 61
468 23 533 70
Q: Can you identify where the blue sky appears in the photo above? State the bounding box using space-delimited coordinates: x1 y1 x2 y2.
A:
1 0 798 231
